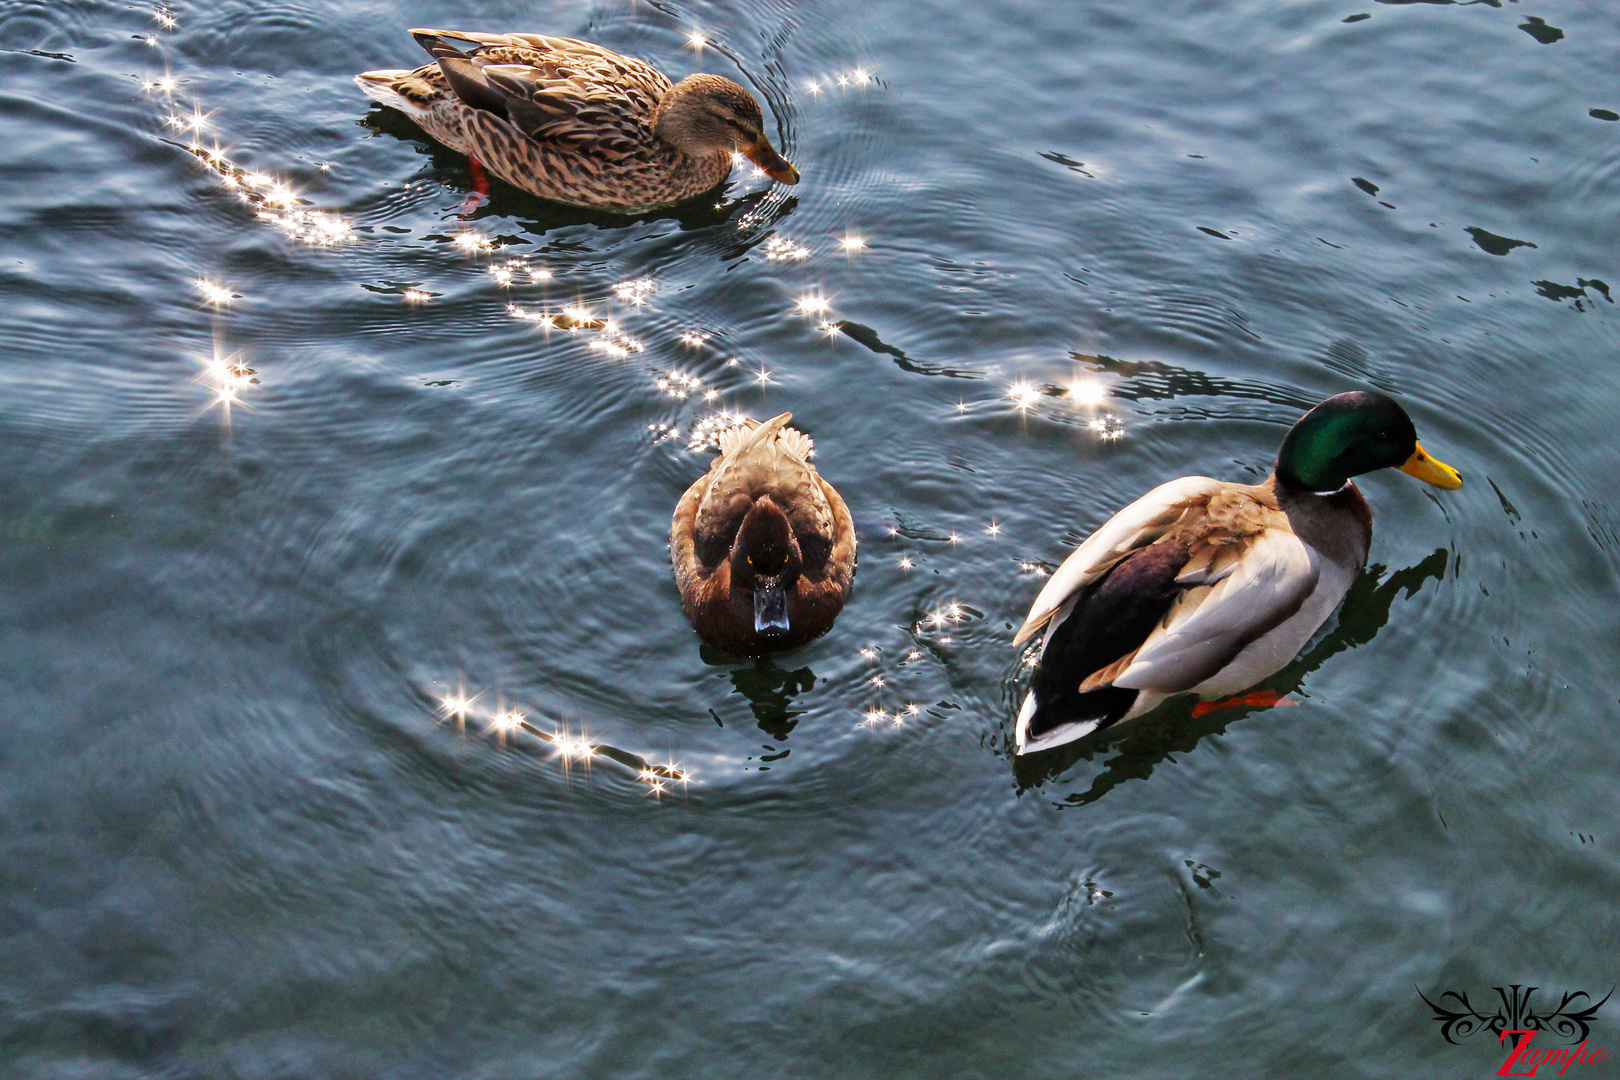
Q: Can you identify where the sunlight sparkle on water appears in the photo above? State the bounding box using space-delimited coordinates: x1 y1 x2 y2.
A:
195 347 258 417
1090 415 1125 441
614 278 655 305
488 709 524 740
795 294 831 316
1008 381 1040 412
486 255 550 284
686 29 707 51
763 236 812 261
424 681 688 797
401 289 432 304
898 555 914 569
194 280 235 306
1067 379 1107 406
506 303 556 327
839 234 867 252
918 601 970 634
655 370 705 399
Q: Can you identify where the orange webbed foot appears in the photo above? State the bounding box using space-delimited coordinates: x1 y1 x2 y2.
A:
1190 690 1298 719
458 156 490 214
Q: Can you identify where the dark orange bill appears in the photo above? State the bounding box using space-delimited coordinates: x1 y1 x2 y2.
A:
744 138 800 185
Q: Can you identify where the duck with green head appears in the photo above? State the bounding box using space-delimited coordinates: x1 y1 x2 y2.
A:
1013 390 1463 755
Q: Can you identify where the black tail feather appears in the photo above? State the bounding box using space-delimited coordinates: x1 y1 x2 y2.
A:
1025 685 1139 743
1025 540 1188 742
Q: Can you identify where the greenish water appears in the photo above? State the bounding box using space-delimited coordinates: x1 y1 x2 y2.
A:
1 0 1616 1076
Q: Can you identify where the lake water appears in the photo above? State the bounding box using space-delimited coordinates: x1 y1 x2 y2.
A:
2 0 1616 1075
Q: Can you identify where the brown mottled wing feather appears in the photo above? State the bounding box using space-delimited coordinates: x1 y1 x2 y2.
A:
411 30 669 159
814 476 856 586
670 467 712 606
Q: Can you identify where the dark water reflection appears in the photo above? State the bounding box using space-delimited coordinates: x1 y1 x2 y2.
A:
702 646 818 741
2 0 1618 1075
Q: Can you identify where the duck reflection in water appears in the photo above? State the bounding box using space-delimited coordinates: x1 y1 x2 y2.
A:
671 412 856 656
1014 547 1452 801
702 646 816 742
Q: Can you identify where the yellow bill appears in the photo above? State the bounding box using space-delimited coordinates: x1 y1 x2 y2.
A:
1400 442 1463 489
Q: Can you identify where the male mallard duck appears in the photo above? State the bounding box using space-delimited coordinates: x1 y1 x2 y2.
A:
671 413 855 655
1013 391 1463 755
356 29 799 211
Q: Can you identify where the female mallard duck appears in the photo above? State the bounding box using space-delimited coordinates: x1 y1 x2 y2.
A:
1013 391 1463 755
671 413 855 655
356 29 799 211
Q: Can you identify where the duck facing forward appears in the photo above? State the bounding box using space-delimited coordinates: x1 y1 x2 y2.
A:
672 413 855 656
1013 391 1463 755
357 30 799 211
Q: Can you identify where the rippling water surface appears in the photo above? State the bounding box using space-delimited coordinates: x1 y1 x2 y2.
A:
2 0 1617 1075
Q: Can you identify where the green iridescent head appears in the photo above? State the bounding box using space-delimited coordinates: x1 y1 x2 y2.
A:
1275 391 1463 493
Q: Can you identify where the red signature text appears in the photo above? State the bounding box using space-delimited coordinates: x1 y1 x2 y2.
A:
1498 1030 1610 1076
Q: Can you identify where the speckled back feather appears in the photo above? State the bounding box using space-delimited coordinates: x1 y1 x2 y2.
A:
696 413 832 564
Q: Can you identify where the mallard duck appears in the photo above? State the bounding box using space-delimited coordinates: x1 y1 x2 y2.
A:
1013 390 1463 755
356 29 799 211
671 413 855 655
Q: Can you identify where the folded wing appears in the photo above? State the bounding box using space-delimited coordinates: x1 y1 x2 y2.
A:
411 30 667 158
1111 528 1319 693
1013 476 1225 646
